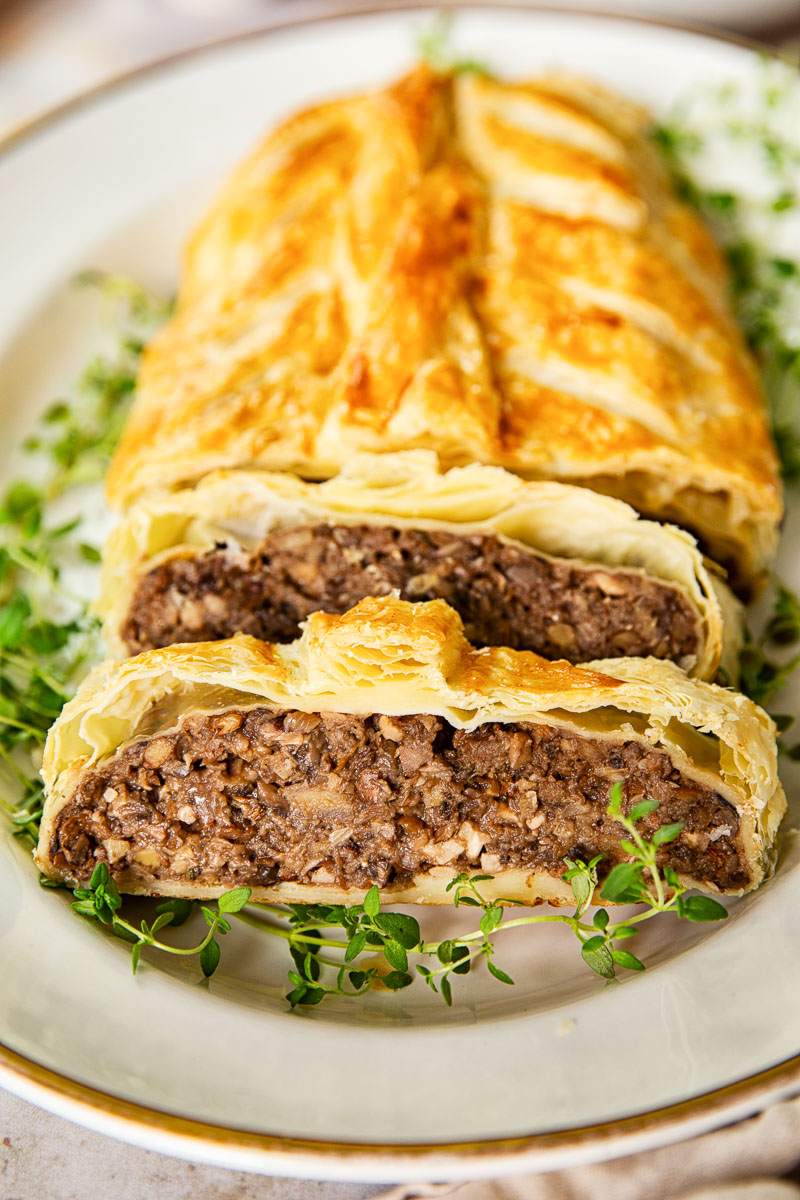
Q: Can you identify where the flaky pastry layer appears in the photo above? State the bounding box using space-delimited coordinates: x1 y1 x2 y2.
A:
105 68 782 591
99 452 739 679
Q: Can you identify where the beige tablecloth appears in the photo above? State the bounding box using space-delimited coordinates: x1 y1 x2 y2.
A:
373 1096 800 1200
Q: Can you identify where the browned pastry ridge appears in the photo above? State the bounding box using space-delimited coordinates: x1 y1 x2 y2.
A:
105 66 781 593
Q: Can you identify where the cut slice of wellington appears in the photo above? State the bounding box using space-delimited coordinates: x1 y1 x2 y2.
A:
120 522 704 663
99 455 738 681
38 598 783 904
104 67 782 593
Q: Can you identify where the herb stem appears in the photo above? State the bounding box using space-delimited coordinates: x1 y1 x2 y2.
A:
0 743 34 790
421 911 587 954
0 712 47 737
112 915 221 958
234 909 350 951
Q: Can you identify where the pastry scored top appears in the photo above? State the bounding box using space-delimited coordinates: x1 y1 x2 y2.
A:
105 67 781 592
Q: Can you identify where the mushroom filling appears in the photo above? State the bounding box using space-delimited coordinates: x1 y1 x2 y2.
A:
121 524 702 664
51 707 748 893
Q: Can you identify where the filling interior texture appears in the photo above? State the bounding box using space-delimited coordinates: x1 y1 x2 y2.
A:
51 706 748 893
122 524 702 664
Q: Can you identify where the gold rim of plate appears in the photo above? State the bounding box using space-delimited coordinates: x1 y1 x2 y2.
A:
0 1044 798 1165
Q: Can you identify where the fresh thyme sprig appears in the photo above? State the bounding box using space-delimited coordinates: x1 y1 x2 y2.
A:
655 64 800 713
653 56 800 478
71 785 727 1007
71 863 250 976
737 577 800 709
0 273 169 848
272 782 726 1006
416 13 489 76
738 573 800 755
23 272 171 497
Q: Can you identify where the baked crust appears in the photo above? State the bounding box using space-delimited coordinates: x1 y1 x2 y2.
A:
98 451 740 680
37 596 784 901
105 67 781 592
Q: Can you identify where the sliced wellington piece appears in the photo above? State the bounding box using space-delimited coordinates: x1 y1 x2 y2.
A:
99 452 739 681
104 66 782 593
38 596 784 905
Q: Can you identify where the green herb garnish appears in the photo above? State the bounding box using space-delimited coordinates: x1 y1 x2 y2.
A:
653 57 800 479
71 863 250 977
0 272 169 845
737 576 800 708
69 784 726 1005
416 13 489 76
739 572 800 757
23 272 171 496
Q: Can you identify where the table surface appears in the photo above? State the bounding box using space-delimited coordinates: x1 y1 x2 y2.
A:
0 0 797 1194
0 1089 385 1199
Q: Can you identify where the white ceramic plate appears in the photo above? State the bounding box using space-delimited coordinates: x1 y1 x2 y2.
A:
0 7 798 1183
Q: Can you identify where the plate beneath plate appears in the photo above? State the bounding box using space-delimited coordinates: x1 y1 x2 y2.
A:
0 6 798 1180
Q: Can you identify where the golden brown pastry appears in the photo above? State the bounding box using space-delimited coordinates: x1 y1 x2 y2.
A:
99 452 740 680
105 67 781 593
37 596 784 905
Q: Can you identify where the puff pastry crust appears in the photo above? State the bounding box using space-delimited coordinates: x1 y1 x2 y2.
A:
99 451 739 680
38 596 784 904
105 67 781 591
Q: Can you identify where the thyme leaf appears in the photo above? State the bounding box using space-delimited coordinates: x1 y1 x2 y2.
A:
94 783 722 1006
267 782 726 1005
71 863 241 978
